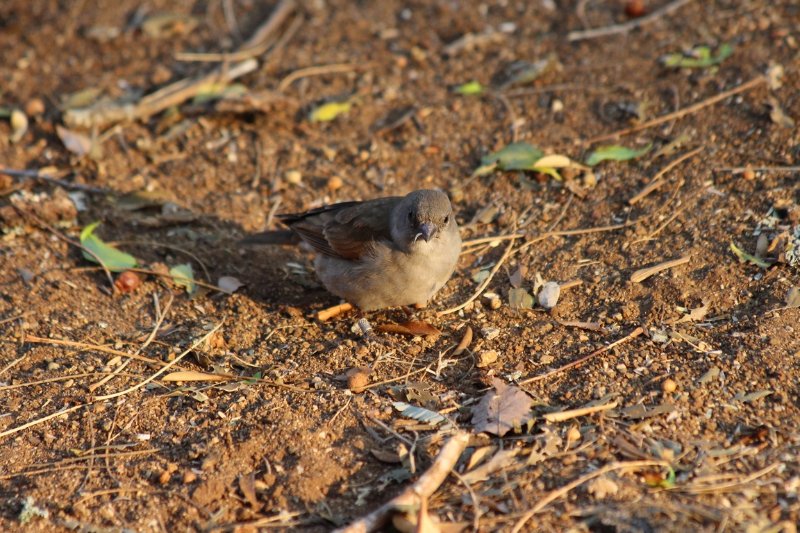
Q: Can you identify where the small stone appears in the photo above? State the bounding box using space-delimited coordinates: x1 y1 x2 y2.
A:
538 281 561 309
285 170 302 185
25 98 45 116
158 469 171 485
346 367 370 393
742 167 755 180
183 470 197 484
477 349 498 368
662 378 678 393
566 426 581 443
327 175 343 191
47 361 60 371
481 327 500 340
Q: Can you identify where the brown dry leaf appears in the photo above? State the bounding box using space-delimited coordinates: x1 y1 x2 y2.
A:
508 265 525 289
587 476 620 499
471 378 534 436
56 125 97 157
377 321 441 337
768 97 795 129
670 300 710 324
161 370 230 382
238 472 260 509
464 445 497 471
557 320 603 331
369 448 402 464
453 326 473 355
785 287 800 308
461 448 521 483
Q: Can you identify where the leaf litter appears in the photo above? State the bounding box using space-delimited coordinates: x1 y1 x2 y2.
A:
471 378 535 436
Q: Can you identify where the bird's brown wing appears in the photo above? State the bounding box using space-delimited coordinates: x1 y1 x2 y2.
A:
279 197 401 260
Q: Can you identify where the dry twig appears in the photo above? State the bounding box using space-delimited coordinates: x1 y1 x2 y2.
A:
334 431 470 533
543 401 618 422
628 147 703 205
519 326 644 384
630 255 690 283
585 75 766 144
567 0 694 42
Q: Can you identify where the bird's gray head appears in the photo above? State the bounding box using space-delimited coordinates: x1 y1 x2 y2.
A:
391 189 455 250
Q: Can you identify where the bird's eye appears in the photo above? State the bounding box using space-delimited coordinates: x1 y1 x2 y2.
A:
444 215 450 224
408 211 413 221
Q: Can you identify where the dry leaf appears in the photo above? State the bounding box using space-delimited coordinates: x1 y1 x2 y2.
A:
587 476 620 499
56 125 93 156
768 97 795 129
785 287 800 308
461 448 520 483
377 321 441 337
238 472 260 508
161 370 229 382
471 378 534 436
453 326 473 355
10 109 28 143
217 276 244 294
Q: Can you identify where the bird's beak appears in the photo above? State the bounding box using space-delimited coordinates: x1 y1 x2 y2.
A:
419 222 436 242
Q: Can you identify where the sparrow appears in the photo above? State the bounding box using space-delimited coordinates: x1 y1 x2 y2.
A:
244 189 461 311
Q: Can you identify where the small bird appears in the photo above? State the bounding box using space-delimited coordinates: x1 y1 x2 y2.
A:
245 189 461 311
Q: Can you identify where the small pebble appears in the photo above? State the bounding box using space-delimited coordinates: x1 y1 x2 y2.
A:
477 349 498 368
25 98 45 116
183 470 197 484
742 167 755 180
346 367 370 393
662 378 678 393
538 281 561 309
327 175 343 191
158 470 171 485
285 170 302 185
566 426 581 443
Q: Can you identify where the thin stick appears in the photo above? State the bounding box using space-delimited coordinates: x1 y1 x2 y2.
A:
519 327 644 385
585 75 766 143
64 59 258 129
334 431 470 533
628 147 703 205
13 206 116 293
510 460 668 532
317 302 353 322
675 462 780 494
438 239 516 316
0 167 109 194
567 0 693 42
23 335 191 371
0 355 26 377
0 404 86 440
88 294 173 393
278 63 372 92
462 233 526 247
543 401 618 423
630 255 690 283
94 323 222 401
175 0 296 62
715 166 800 173
114 241 212 282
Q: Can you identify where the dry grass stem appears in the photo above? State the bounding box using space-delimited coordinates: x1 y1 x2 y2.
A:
543 401 618 422
317 302 354 321
585 75 766 143
631 256 691 283
334 431 470 533
628 147 703 205
567 0 693 41
278 63 373 92
519 326 645 385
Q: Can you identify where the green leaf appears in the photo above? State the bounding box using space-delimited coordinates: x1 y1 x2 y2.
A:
730 241 773 269
79 222 138 272
474 142 544 176
169 263 197 294
585 143 652 166
454 80 485 96
662 43 733 68
309 100 352 122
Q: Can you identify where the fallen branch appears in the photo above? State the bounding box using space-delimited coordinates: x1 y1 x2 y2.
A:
519 326 644 384
510 460 668 532
567 0 693 42
64 59 258 129
334 431 470 533
628 146 703 205
175 0 297 62
584 75 766 144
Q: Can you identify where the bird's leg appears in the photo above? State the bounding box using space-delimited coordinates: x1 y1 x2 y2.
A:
316 302 354 321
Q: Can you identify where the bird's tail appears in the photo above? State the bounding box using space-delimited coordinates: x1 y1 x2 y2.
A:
239 230 300 246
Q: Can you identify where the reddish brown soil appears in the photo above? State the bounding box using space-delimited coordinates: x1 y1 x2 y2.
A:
1 0 799 531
